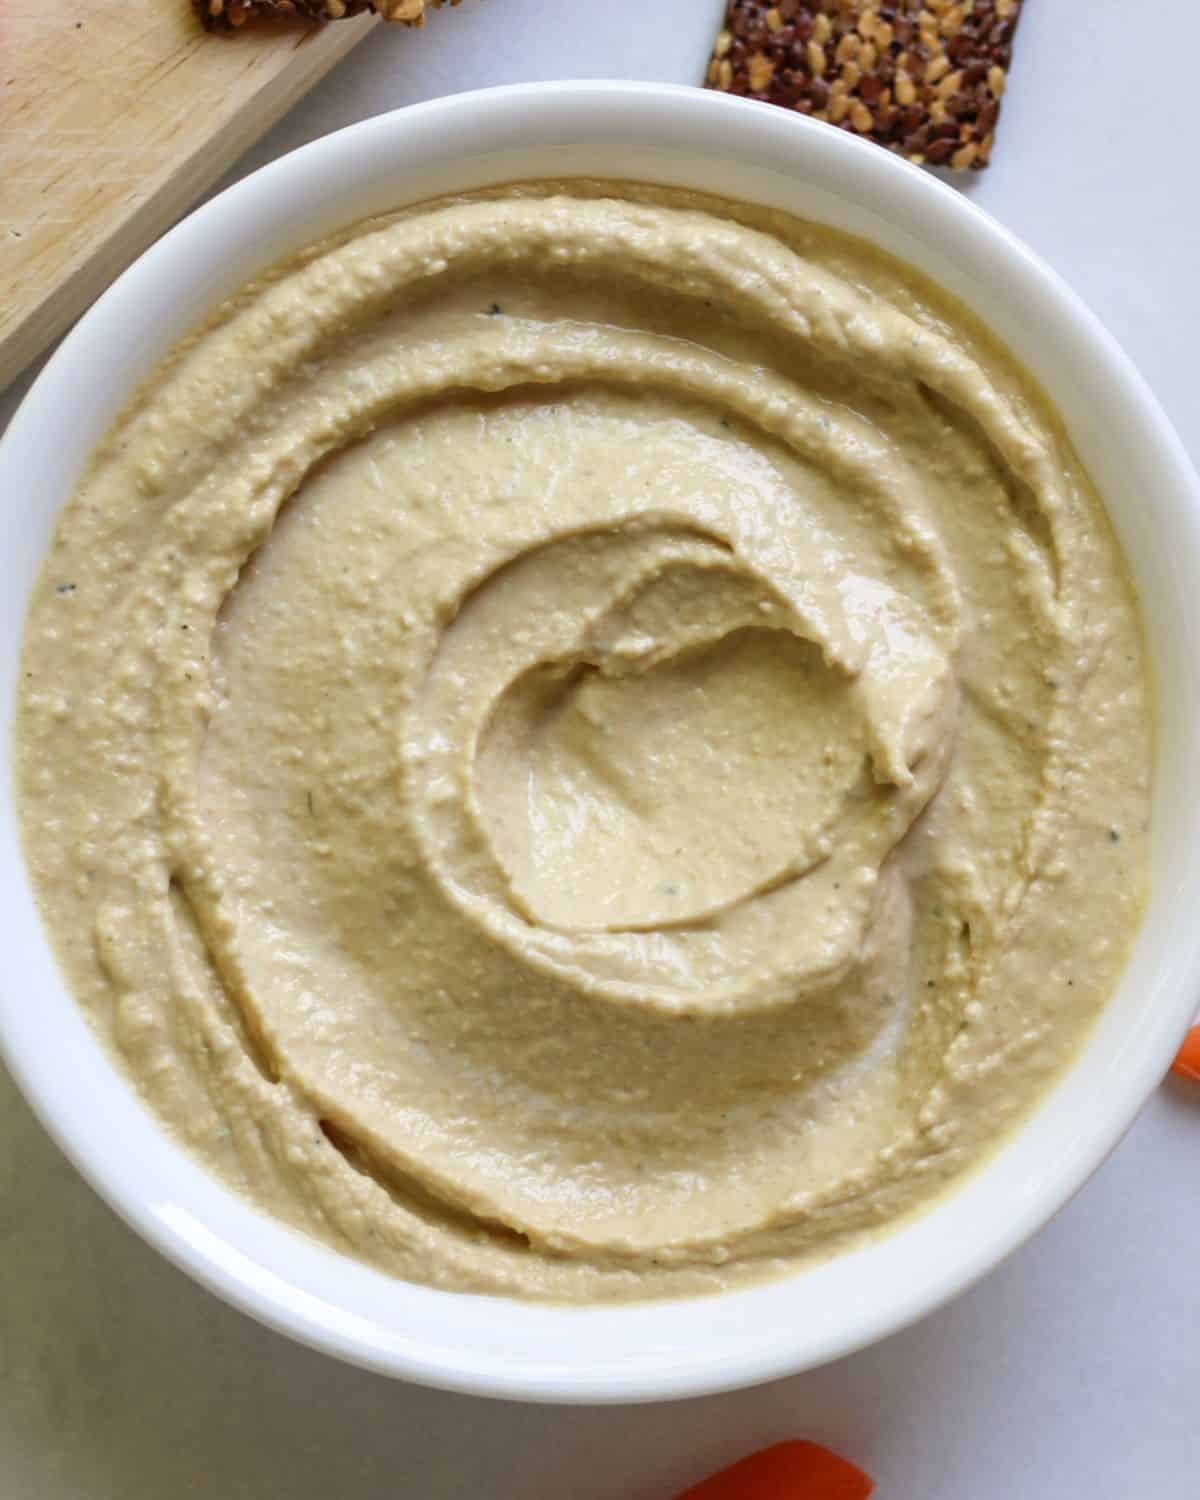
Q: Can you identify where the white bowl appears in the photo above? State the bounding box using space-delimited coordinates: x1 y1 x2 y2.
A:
2 81 1199 1405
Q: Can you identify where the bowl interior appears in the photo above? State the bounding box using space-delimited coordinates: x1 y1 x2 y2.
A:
2 82 1199 1404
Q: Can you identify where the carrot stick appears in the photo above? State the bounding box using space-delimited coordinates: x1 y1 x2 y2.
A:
673 1440 874 1500
1171 1025 1200 1083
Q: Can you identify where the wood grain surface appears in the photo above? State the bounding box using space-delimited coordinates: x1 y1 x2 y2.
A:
0 1 376 389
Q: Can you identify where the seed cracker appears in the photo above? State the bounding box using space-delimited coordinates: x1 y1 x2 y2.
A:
705 0 1026 169
195 0 457 31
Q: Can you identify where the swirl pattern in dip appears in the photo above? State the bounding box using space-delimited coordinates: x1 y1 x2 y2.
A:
17 184 1151 1299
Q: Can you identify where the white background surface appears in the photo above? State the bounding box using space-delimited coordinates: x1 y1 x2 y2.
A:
3 1 1199 1495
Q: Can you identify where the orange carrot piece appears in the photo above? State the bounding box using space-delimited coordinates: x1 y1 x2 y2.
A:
673 1440 874 1500
1171 1025 1200 1083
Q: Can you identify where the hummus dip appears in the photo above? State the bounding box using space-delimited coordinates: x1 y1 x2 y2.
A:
16 183 1151 1300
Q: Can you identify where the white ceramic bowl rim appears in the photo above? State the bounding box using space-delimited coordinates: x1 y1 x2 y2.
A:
2 81 1199 1405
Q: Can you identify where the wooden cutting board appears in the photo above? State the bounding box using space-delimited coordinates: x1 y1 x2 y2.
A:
0 2 377 390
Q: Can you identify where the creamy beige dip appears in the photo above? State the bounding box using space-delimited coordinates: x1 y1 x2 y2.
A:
17 183 1151 1300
